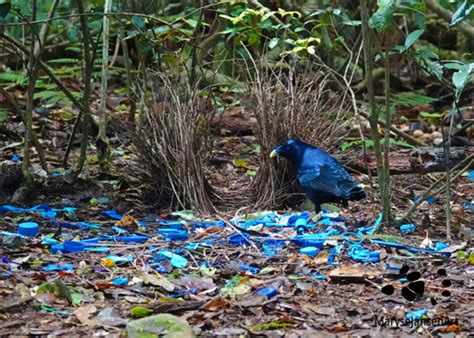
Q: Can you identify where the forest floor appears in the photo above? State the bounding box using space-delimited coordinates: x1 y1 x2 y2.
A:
0 101 473 337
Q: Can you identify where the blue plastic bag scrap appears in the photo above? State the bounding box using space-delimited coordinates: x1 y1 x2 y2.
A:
158 250 188 269
400 223 416 235
348 244 381 263
406 308 428 320
112 277 129 286
228 232 250 246
255 287 278 298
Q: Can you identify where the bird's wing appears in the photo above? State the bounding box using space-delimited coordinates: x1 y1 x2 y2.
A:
298 163 346 197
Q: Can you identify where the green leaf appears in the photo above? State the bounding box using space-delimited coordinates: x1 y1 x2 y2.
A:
0 0 11 20
268 37 279 49
451 1 474 26
0 108 8 124
453 63 474 100
425 59 443 80
130 306 153 318
399 29 424 53
246 169 257 176
369 0 396 32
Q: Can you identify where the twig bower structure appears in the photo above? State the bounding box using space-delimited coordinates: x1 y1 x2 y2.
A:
134 67 351 214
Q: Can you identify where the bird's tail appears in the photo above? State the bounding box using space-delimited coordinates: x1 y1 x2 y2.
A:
344 184 366 201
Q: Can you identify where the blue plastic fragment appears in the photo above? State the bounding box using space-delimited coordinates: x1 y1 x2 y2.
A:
99 236 148 243
101 210 123 220
312 273 327 280
262 239 286 256
327 244 344 264
348 244 380 263
292 234 326 248
406 309 428 320
43 263 74 271
81 238 100 245
112 226 128 234
300 246 319 257
11 154 21 162
400 223 416 234
467 170 474 181
0 204 75 218
434 242 449 250
414 196 435 204
239 265 259 274
386 264 401 270
228 233 250 246
162 221 186 230
41 237 58 246
18 222 40 237
51 244 64 254
158 250 188 269
255 287 278 298
63 241 85 253
106 255 134 263
370 239 451 256
112 277 129 286
158 229 189 241
464 201 474 211
84 247 110 253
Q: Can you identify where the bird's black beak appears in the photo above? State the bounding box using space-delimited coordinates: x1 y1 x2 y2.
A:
270 149 278 158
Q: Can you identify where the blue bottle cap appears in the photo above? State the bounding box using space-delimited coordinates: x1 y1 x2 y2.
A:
255 287 278 298
300 246 319 257
63 240 85 253
18 222 40 237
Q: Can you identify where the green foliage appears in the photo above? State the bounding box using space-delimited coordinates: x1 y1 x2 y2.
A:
450 0 474 26
369 0 396 32
341 138 415 152
0 108 8 124
391 92 438 107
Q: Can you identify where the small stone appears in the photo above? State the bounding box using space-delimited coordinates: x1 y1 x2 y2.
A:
433 137 443 146
125 314 195 338
413 129 423 138
431 131 442 139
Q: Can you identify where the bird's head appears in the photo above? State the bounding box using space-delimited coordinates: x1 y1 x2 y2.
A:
270 138 303 164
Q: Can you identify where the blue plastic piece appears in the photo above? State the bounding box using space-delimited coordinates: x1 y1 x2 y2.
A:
292 234 325 248
239 265 259 274
11 154 21 162
312 273 327 280
158 229 189 241
255 287 278 298
112 226 128 234
300 246 319 257
112 277 129 286
468 170 474 181
406 309 428 320
84 247 110 253
18 222 40 237
99 236 148 243
162 222 186 230
158 250 188 269
435 242 449 250
81 238 100 245
370 239 451 256
41 237 58 246
43 264 74 271
51 244 64 253
101 210 123 220
228 233 250 246
348 244 380 263
106 255 133 263
400 223 416 234
262 239 286 256
191 221 223 229
63 241 85 253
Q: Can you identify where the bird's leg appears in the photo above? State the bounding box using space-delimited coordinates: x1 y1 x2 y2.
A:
343 205 361 226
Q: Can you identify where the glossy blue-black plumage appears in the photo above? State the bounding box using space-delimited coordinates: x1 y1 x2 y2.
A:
271 139 365 212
